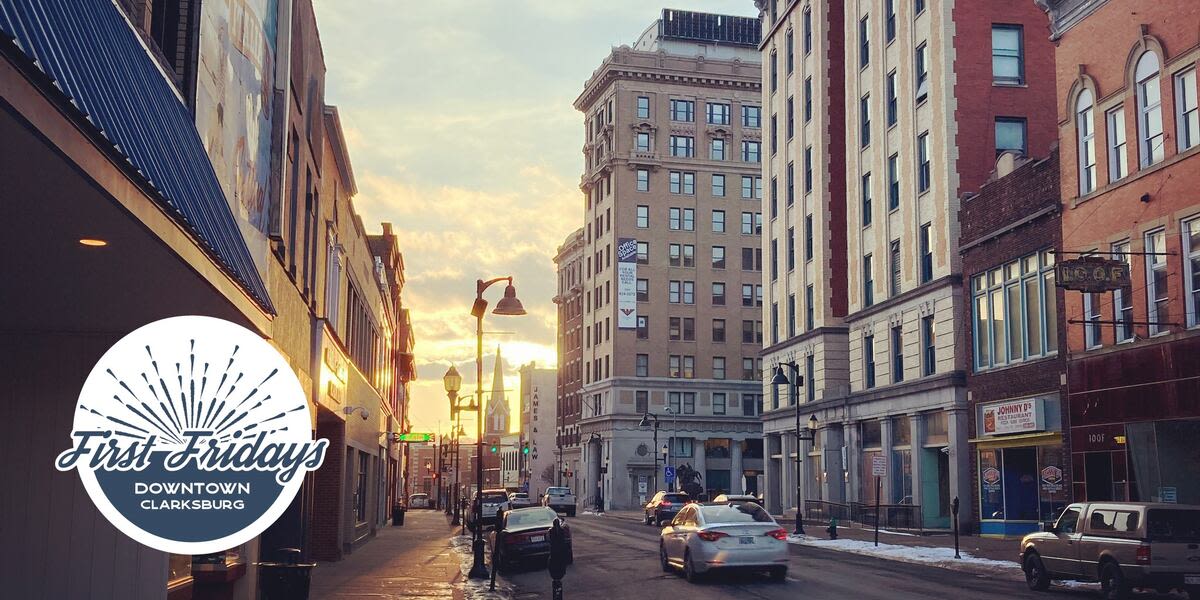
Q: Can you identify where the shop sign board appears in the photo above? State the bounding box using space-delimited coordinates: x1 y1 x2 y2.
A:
616 238 638 329
982 397 1045 436
1056 256 1131 292
871 455 887 477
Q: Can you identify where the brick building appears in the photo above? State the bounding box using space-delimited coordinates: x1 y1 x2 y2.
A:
553 228 586 497
1042 0 1200 506
960 151 1068 537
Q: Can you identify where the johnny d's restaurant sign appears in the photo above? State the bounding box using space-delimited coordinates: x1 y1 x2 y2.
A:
982 397 1046 436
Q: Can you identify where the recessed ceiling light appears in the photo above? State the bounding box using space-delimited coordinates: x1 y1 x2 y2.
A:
79 238 108 247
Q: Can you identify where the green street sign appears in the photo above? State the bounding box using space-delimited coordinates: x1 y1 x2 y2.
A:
396 433 433 442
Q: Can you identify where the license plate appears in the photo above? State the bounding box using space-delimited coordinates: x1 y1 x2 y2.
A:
530 535 545 543
739 536 755 545
1185 575 1200 585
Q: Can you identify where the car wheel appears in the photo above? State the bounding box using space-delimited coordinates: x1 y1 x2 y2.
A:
683 551 702 583
769 566 787 582
1099 561 1129 600
660 543 672 573
1023 553 1050 591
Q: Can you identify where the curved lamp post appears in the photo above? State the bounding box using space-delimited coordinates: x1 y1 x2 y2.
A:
638 412 661 494
771 362 818 535
467 277 525 579
444 365 474 526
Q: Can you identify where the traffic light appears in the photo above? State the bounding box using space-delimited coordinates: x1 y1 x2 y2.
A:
522 443 530 455
490 445 498 453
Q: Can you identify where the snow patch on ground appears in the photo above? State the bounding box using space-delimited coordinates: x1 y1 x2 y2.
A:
449 535 515 600
580 509 606 516
788 536 1022 576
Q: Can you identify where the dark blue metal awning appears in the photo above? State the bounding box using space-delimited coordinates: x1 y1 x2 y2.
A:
0 0 275 314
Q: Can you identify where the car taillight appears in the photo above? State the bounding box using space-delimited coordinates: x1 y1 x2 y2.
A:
697 531 728 542
1136 545 1151 565
765 528 788 540
660 501 672 507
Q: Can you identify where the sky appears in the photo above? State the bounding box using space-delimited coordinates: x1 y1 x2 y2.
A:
311 0 759 437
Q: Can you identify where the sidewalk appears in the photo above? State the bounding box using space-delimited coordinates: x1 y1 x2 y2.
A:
308 510 469 599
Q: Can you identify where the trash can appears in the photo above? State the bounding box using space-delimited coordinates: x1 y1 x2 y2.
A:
257 548 315 600
392 505 406 526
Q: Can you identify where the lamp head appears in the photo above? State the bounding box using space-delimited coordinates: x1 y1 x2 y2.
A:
443 365 462 394
638 413 651 428
770 364 791 386
493 282 527 316
808 414 819 431
661 444 668 455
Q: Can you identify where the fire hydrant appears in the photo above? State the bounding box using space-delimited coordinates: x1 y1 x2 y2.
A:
827 517 839 540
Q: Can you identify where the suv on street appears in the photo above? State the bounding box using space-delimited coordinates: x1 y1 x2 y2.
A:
1020 502 1200 599
467 489 511 531
645 491 690 526
542 486 577 516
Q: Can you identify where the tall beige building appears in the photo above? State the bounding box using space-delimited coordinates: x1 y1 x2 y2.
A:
574 9 766 510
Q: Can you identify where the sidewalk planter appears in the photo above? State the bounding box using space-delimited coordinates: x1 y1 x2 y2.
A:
257 549 316 600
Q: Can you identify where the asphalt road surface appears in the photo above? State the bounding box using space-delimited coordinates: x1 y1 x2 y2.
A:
498 513 1176 600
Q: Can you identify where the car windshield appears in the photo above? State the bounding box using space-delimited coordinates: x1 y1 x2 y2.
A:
506 508 557 529
547 487 570 495
699 502 774 524
411 494 427 499
1147 509 1200 543
512 493 527 499
482 493 508 503
662 493 689 503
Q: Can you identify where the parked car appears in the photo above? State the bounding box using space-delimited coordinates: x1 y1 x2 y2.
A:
542 486 577 517
467 489 511 531
659 502 789 583
1020 502 1200 599
644 491 690 526
408 493 430 509
509 492 536 509
712 494 760 505
489 506 573 573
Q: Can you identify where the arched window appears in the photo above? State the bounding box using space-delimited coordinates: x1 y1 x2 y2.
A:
1135 51 1164 167
1076 89 1096 195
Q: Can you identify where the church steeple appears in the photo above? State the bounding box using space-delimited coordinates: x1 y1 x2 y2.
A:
485 346 509 435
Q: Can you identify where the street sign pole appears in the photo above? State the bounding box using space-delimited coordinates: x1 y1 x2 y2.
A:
870 455 886 547
874 476 881 547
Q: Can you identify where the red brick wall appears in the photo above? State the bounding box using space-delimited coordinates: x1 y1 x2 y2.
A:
309 421 345 562
952 0 1059 196
825 0 848 318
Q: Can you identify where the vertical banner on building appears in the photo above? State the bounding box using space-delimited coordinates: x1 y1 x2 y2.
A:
195 0 279 278
616 238 638 329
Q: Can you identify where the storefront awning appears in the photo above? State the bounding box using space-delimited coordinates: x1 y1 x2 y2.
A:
969 432 1062 449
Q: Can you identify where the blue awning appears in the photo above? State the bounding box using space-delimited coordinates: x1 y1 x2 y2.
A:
0 0 275 314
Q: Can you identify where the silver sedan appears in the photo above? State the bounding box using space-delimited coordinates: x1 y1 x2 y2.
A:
658 502 790 583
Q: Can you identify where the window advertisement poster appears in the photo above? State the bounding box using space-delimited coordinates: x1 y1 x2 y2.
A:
195 0 279 276
616 237 638 328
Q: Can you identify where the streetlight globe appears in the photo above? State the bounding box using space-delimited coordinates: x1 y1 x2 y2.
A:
493 283 526 316
443 365 462 394
770 364 791 386
661 444 668 456
808 414 819 431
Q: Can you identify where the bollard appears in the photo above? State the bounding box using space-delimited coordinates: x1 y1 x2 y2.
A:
827 517 839 540
547 519 569 600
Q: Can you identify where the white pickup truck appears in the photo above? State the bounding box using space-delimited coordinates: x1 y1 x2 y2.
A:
542 486 577 517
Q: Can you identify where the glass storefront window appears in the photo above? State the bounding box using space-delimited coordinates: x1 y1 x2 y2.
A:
705 438 732 458
893 416 911 446
891 448 912 503
925 411 948 446
1038 445 1068 523
862 450 882 505
1128 419 1200 505
168 554 192 585
979 449 1004 519
741 438 764 459
861 420 882 448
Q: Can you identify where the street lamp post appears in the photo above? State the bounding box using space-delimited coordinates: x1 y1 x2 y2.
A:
467 277 526 579
444 366 471 527
664 405 677 491
771 362 818 536
638 412 661 494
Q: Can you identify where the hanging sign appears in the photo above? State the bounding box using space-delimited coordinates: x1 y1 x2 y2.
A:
1056 256 1130 292
616 238 638 329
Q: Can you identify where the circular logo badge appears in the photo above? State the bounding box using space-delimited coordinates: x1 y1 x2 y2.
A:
56 316 327 554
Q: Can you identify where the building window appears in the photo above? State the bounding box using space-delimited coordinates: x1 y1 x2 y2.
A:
1136 52 1164 167
805 215 814 261
971 250 1059 370
787 98 794 139
863 334 876 389
636 205 649 228
672 435 694 457
786 162 795 206
1145 229 1169 335
915 0 925 14
889 240 901 297
886 70 898 126
636 96 650 119
742 284 755 307
742 320 763 344
770 114 778 155
1104 108 1128 183
917 132 930 193
995 117 1027 156
742 141 762 163
860 94 872 147
919 222 933 283
636 278 649 302
991 25 1023 85
859 16 870 68
669 355 681 378
712 210 726 233
712 392 727 415
770 240 779 281
1184 218 1200 328
1083 291 1103 349
886 0 896 42
711 138 726 160
1175 68 1199 151
713 318 726 342
669 135 694 157
891 325 905 383
804 146 813 192
355 451 368 522
742 105 761 128
804 76 813 122
683 281 695 304
742 211 759 235
636 355 649 377
770 50 778 93
787 226 796 270
862 172 873 227
786 28 794 73
805 284 814 330
636 241 649 265
670 99 694 122
637 168 650 191
712 246 726 269
741 176 754 199
707 102 731 125
803 7 812 54
1077 90 1096 195
712 283 726 306
787 293 796 336
712 174 726 197
771 303 779 344
863 254 874 307
636 132 651 152
921 315 936 376
636 390 649 413
741 358 755 381
669 209 681 231
713 357 726 380
669 171 695 195
915 42 929 102
1112 241 1134 341
887 154 900 210
637 316 649 339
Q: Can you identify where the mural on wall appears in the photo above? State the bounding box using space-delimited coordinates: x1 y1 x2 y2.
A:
195 0 279 275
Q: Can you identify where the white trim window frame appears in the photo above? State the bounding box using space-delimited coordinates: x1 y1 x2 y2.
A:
1183 217 1200 328
1106 107 1128 183
1174 67 1199 152
1076 89 1096 195
1135 52 1165 167
1145 228 1169 335
1112 240 1134 342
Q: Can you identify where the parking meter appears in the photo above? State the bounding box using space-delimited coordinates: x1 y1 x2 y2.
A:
547 519 568 599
